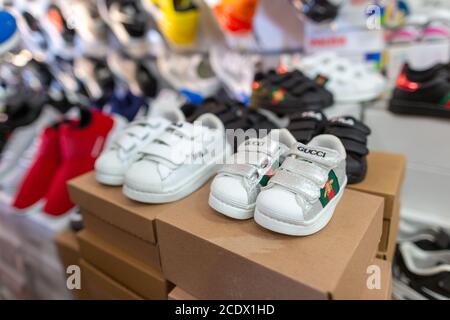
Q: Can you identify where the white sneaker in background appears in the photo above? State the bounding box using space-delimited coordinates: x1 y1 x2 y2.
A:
254 134 347 236
95 109 185 186
157 52 221 100
123 113 232 203
210 46 258 102
282 52 386 103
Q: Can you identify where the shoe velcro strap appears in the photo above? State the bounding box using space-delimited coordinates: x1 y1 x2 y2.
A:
125 125 151 140
219 163 256 180
341 139 369 157
325 126 367 144
270 170 319 203
288 120 319 131
281 157 328 186
328 117 371 135
237 138 279 157
116 135 136 151
289 143 342 167
140 143 187 166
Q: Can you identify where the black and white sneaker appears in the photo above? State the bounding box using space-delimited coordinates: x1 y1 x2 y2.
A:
399 226 450 251
99 0 151 56
393 242 450 300
389 64 450 118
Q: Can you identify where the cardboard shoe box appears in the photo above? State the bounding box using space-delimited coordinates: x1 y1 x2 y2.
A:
377 200 400 261
68 172 177 270
55 230 86 300
78 230 173 300
348 152 406 220
80 259 143 300
157 182 384 300
348 152 405 261
168 259 392 301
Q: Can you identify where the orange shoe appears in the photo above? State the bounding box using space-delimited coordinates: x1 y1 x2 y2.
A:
214 0 259 34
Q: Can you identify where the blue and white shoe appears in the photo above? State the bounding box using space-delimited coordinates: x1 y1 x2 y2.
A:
0 10 20 55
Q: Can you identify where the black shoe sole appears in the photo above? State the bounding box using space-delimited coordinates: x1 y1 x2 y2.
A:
389 99 450 118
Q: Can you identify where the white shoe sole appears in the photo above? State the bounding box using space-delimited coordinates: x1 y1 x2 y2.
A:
123 161 222 204
254 181 347 236
392 280 428 300
208 192 255 220
95 171 125 186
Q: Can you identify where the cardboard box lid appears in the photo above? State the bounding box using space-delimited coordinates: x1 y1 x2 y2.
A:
348 152 405 218
157 183 384 300
68 172 176 244
80 259 143 300
78 230 172 300
360 259 392 300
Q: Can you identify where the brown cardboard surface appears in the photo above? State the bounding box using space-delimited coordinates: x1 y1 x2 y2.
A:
82 210 161 271
80 259 143 300
169 287 198 300
68 172 176 244
157 183 384 300
360 259 392 300
78 230 172 300
348 152 406 219
55 230 79 268
377 201 400 261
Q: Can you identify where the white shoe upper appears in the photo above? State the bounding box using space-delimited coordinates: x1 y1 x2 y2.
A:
95 109 185 184
157 52 221 98
124 113 230 195
256 134 347 227
282 52 385 103
210 129 297 211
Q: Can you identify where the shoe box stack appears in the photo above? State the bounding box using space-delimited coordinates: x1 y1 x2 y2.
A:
67 173 174 300
55 229 85 300
65 151 405 300
348 152 406 261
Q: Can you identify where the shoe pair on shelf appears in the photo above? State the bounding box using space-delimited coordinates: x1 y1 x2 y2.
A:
393 227 450 300
390 63 450 118
288 111 371 184
281 52 386 104
250 69 334 115
209 129 347 236
13 110 115 216
96 110 232 204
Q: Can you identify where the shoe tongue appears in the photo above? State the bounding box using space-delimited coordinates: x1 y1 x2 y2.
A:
290 142 341 167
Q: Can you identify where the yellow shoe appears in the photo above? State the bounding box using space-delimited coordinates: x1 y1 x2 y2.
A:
159 0 199 46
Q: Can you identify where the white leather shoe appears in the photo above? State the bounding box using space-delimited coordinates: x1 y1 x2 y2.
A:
95 109 184 186
255 134 347 236
123 113 232 203
209 129 297 220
